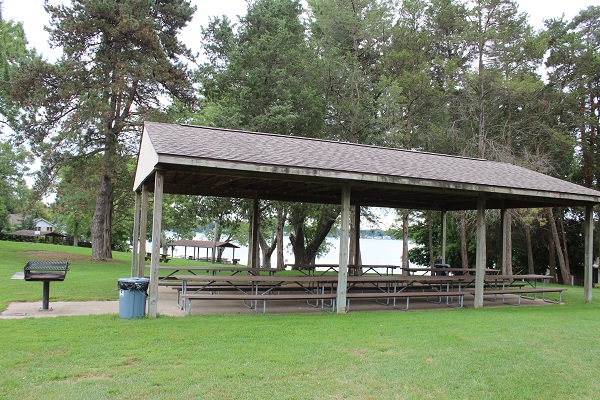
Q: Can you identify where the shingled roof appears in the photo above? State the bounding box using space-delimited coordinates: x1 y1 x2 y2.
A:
133 122 600 210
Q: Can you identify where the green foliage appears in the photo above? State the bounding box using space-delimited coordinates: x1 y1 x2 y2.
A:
546 6 600 189
0 141 30 231
0 12 37 129
198 0 325 136
7 0 197 258
309 0 391 144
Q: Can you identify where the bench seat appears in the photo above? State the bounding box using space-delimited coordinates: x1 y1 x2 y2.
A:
469 288 565 305
346 291 468 311
180 292 337 314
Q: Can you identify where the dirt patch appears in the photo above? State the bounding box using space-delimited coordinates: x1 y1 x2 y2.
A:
24 251 119 264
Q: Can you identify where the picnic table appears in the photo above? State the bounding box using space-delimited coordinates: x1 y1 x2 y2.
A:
402 267 499 276
175 274 339 314
175 274 472 313
145 252 170 263
288 264 402 276
172 272 564 314
147 266 279 280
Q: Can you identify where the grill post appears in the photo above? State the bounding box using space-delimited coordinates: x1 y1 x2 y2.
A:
42 281 51 311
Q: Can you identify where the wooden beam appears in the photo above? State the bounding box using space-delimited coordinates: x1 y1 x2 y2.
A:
148 170 164 318
500 208 507 275
474 196 486 308
584 205 594 302
336 186 351 313
131 191 141 277
440 210 447 264
137 185 149 277
157 154 600 206
251 198 260 269
354 206 361 266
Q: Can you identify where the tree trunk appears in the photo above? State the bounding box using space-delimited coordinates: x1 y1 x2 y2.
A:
73 220 79 247
258 230 277 268
402 210 409 275
477 15 486 159
548 225 557 281
349 206 357 266
504 211 513 275
548 208 570 284
525 226 534 274
460 210 468 268
92 173 113 260
276 206 285 269
289 218 336 266
349 206 362 275
558 210 570 273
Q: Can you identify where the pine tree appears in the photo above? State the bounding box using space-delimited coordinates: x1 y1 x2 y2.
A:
8 0 196 260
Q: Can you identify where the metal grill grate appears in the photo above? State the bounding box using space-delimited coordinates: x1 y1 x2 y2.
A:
23 261 70 311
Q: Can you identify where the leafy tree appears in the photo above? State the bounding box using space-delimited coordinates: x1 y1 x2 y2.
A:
546 6 600 190
0 141 30 231
199 0 325 135
308 0 392 144
8 0 197 260
0 4 37 130
198 0 339 265
52 153 136 249
464 0 541 158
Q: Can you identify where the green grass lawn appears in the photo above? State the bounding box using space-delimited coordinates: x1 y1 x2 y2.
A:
1 240 599 399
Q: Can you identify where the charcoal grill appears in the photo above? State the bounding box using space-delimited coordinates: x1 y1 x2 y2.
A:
23 261 70 311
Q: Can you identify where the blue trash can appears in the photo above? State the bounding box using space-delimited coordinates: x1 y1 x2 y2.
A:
118 277 149 318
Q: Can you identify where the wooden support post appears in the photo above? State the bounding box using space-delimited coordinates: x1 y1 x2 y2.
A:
584 205 594 303
211 220 219 263
441 210 447 265
251 198 260 269
138 185 149 277
474 197 486 308
402 210 409 275
131 191 141 277
500 207 507 275
148 171 164 318
337 186 351 313
354 205 361 266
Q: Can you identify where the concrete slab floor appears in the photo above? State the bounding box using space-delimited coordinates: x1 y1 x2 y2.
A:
0 285 556 319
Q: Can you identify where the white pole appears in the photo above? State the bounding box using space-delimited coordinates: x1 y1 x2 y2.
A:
138 185 149 277
336 186 351 313
131 191 140 277
584 205 594 302
500 207 507 275
441 210 447 264
148 171 164 318
474 197 486 308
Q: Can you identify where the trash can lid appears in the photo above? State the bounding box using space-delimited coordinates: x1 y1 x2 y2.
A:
118 277 150 282
118 277 150 291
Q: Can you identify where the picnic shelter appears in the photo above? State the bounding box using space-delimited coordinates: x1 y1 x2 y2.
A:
132 122 600 317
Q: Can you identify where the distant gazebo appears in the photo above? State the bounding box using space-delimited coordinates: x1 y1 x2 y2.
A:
167 239 240 263
8 230 66 243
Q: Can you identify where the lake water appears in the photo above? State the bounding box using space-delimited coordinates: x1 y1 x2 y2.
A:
168 236 409 267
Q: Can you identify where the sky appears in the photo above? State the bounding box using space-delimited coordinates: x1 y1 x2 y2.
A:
3 0 599 63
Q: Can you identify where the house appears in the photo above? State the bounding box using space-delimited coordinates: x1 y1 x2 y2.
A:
33 218 56 232
7 214 58 233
